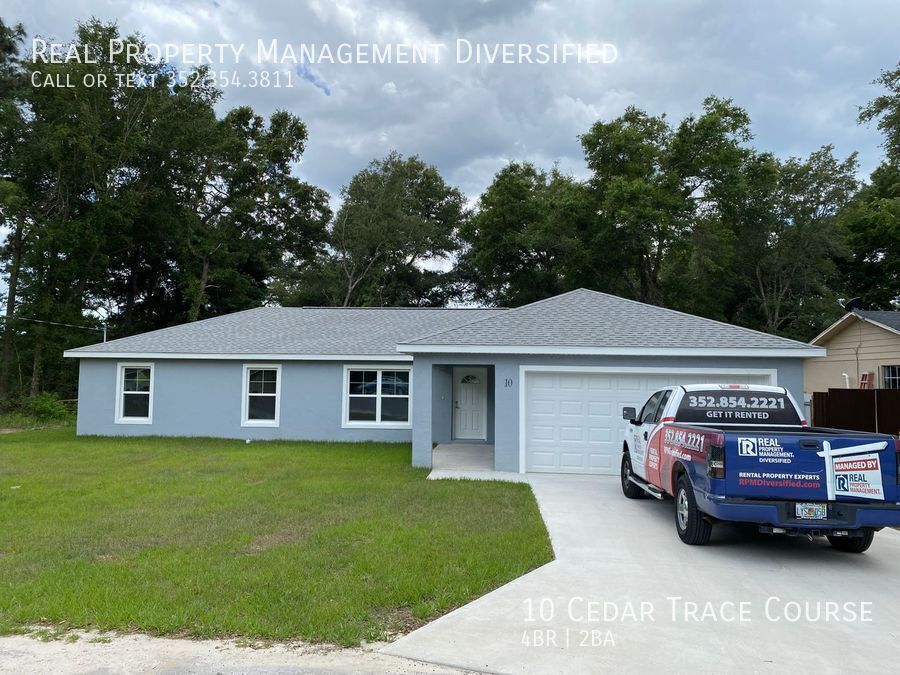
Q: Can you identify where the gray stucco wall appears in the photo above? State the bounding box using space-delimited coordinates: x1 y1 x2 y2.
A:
76 353 805 469
76 358 413 442
412 354 805 471
430 365 453 444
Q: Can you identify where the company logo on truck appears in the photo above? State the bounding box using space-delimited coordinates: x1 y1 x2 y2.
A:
737 437 794 464
833 452 883 500
817 442 889 502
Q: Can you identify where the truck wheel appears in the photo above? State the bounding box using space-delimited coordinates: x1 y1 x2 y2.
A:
620 452 645 499
827 530 875 553
675 475 712 545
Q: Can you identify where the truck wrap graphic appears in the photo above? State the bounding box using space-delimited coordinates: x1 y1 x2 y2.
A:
818 441 888 501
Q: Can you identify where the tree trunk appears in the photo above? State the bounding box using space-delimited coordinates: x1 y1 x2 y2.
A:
342 280 355 307
189 256 210 321
29 340 42 397
0 213 25 399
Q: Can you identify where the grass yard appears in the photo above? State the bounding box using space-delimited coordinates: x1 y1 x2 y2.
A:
0 430 552 645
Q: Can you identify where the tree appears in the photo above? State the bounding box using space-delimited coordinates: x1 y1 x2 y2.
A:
0 20 331 399
0 19 26 397
738 147 857 338
579 97 754 307
459 163 597 306
860 62 900 162
840 162 900 309
164 99 330 321
0 18 24 97
841 62 900 310
309 152 464 307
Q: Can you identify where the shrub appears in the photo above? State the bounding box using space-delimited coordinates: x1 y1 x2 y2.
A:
19 393 72 422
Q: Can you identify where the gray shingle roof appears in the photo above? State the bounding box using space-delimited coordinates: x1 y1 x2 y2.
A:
399 289 816 351
66 307 504 357
855 310 900 333
66 289 820 359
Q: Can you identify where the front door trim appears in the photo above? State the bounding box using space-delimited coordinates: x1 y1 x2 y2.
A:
453 366 488 440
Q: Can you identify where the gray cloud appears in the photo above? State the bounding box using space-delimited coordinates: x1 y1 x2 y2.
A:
6 0 899 206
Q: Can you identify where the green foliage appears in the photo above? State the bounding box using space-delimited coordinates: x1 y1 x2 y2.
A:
0 20 330 399
0 431 552 644
462 97 859 341
19 393 72 422
273 152 465 307
840 162 900 309
860 62 900 162
459 162 598 306
1 18 899 403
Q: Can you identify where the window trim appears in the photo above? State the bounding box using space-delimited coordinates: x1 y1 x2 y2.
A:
883 365 900 390
115 362 154 425
342 364 413 429
241 363 282 427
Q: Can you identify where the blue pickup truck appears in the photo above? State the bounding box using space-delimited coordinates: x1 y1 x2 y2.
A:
620 384 900 552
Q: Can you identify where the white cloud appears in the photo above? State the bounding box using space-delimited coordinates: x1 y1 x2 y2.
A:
5 0 899 201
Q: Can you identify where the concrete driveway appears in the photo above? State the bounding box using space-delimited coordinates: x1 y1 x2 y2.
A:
384 475 900 674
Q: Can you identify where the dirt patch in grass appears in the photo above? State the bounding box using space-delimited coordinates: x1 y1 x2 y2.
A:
239 524 317 555
374 607 431 640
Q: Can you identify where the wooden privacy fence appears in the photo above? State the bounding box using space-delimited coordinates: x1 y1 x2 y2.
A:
811 389 900 436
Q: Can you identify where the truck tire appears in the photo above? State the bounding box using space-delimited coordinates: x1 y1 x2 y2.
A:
827 530 875 553
620 452 645 499
675 475 712 545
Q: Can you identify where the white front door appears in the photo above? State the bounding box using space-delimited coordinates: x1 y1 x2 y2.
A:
453 367 487 440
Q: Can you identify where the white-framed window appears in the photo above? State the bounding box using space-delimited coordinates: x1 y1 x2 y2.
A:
883 365 900 390
241 364 281 427
342 366 412 428
115 363 154 424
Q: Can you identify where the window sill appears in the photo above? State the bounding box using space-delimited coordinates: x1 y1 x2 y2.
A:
241 420 280 428
342 421 412 430
115 418 153 425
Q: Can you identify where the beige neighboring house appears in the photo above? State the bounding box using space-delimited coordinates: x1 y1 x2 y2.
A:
805 310 900 393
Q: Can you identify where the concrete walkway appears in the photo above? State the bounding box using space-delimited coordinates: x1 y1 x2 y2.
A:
431 443 495 471
383 475 900 673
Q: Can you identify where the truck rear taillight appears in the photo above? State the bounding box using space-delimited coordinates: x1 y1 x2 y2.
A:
707 444 725 479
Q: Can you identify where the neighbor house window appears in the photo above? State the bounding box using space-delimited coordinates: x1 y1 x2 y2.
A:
242 364 281 426
344 367 411 427
116 363 154 424
883 366 900 390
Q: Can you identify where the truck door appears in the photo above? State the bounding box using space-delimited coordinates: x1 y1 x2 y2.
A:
631 390 666 480
645 390 672 487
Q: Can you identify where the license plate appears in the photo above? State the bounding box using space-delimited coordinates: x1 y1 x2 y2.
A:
795 502 827 520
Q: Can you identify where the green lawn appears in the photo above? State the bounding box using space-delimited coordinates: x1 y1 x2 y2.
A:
0 430 552 645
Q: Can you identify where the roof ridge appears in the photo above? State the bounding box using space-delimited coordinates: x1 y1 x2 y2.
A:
398 289 591 345
855 309 900 316
576 288 814 349
297 306 501 311
400 288 815 349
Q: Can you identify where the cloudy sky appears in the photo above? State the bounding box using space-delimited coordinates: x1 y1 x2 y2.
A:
7 0 900 204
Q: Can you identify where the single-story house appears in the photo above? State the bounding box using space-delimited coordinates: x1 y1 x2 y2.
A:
805 310 900 392
64 289 823 474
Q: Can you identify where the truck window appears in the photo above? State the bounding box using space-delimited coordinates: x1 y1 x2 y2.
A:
676 389 801 425
653 390 672 423
639 391 665 424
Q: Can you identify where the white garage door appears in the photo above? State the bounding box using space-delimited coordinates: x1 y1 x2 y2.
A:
523 370 774 474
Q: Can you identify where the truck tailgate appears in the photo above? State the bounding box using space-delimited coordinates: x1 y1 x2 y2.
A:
724 432 899 503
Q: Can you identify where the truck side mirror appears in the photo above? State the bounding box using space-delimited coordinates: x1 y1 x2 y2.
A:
622 407 637 421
